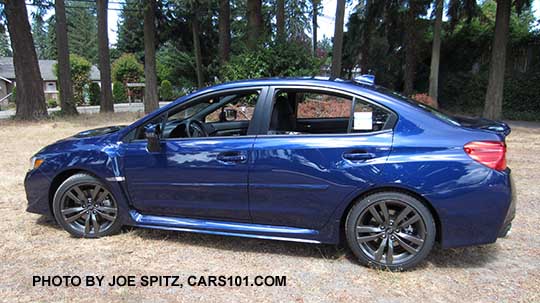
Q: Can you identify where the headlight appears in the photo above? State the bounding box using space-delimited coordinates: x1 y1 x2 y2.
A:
29 157 44 171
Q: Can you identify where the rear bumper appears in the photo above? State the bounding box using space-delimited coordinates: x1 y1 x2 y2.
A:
498 173 516 237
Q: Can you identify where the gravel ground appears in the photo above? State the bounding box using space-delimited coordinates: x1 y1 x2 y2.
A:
0 113 538 302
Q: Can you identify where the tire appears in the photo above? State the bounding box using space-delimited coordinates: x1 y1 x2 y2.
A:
345 192 436 271
52 173 123 238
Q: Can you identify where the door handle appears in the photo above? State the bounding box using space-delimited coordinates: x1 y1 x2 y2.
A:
217 152 247 163
342 151 375 161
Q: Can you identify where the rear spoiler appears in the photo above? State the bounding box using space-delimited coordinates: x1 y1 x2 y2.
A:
452 116 511 137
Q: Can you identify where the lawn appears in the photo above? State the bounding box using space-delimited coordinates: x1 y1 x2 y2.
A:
0 113 538 302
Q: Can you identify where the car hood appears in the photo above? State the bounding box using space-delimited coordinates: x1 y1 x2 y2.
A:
452 116 511 138
35 125 126 156
73 125 127 138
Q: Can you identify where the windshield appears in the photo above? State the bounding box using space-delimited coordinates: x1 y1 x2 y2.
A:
374 87 461 126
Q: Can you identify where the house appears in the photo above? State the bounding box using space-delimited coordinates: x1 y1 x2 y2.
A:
0 57 100 104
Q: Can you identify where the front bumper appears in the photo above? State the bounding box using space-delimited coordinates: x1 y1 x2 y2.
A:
25 169 53 217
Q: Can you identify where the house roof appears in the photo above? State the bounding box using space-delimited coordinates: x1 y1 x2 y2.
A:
0 57 100 81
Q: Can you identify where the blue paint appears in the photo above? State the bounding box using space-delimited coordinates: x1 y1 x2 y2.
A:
25 78 515 248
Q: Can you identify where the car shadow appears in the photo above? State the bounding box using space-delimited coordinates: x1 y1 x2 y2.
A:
127 226 349 261
35 215 500 268
127 226 500 269
425 244 500 269
35 215 60 229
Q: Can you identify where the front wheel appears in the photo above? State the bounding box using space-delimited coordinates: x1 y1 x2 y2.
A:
345 192 436 271
52 173 123 238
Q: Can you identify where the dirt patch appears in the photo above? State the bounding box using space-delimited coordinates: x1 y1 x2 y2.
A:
0 114 538 302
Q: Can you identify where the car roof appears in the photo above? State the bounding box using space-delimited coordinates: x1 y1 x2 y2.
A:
199 77 375 94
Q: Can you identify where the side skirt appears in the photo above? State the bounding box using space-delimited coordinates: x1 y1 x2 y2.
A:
128 210 322 244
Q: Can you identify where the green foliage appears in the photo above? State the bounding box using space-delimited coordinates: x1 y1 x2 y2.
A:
112 81 127 104
220 41 321 81
88 82 100 106
116 0 144 58
112 53 144 84
46 98 58 108
43 3 98 62
159 80 174 101
31 14 47 59
0 31 11 57
54 54 92 105
156 42 197 88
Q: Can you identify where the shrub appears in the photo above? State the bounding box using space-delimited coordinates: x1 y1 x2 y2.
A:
88 82 100 105
46 98 57 108
112 53 144 84
54 54 91 105
159 80 174 101
411 93 437 107
219 41 322 82
112 81 127 103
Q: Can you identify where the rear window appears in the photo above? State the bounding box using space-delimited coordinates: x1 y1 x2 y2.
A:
375 87 461 126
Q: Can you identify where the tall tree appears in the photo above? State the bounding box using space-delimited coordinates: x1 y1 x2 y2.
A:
276 0 285 41
144 0 159 113
191 0 204 87
482 0 530 119
97 0 114 112
246 0 262 49
31 13 47 59
2 1 47 120
312 0 320 54
218 0 231 62
359 0 373 73
117 0 144 57
330 0 346 78
428 0 444 107
55 0 77 115
403 0 430 96
67 2 98 63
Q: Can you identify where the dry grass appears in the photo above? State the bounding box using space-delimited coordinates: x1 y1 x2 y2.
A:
0 113 539 302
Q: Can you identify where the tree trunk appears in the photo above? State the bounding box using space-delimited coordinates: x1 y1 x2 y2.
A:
483 0 511 120
312 0 318 54
143 0 159 114
330 0 345 78
276 0 285 41
55 0 77 115
218 0 231 63
246 0 262 49
360 0 372 74
192 2 204 88
97 0 114 112
3 1 47 120
403 4 418 96
428 0 443 108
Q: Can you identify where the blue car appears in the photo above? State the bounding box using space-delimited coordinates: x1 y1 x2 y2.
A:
25 78 515 270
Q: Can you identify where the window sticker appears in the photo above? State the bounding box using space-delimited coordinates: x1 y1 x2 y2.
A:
353 111 373 130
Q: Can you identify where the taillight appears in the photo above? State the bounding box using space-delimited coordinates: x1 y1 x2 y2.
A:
464 141 506 171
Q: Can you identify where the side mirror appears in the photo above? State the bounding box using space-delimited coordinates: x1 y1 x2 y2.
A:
144 124 161 153
223 108 237 122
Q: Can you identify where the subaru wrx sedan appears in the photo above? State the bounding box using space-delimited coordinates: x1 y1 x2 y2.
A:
25 78 515 270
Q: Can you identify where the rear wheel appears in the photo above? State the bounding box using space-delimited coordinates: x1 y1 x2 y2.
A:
52 173 122 238
345 192 436 270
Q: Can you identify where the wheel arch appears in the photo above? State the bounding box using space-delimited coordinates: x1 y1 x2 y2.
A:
338 186 443 244
48 168 102 218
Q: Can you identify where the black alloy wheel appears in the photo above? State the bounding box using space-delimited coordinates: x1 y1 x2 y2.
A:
345 192 436 270
53 173 122 238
